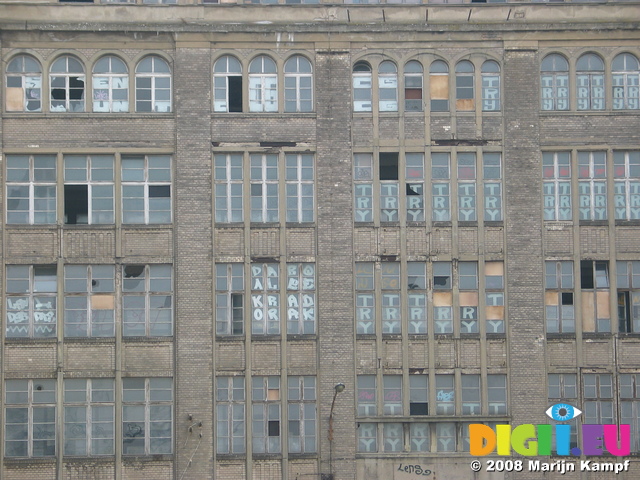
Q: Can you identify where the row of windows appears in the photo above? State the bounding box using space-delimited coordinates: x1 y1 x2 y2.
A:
545 260 640 334
5 378 172 458
353 59 501 113
541 52 640 111
7 55 171 113
543 150 640 221
6 264 172 338
6 154 171 225
354 261 505 335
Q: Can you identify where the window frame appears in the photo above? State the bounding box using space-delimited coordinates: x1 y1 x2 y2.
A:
284 55 313 113
6 54 42 113
135 55 172 113
92 55 129 113
6 153 57 225
6 265 57 339
50 55 86 113
122 264 173 337
121 154 172 224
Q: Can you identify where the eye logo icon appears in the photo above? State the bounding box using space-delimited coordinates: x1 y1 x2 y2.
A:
546 403 582 422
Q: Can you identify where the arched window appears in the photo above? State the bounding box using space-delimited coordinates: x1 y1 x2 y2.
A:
541 54 569 111
404 61 423 112
455 60 474 111
93 56 129 113
50 55 85 112
214 55 242 113
6 55 42 112
481 60 500 112
378 61 398 112
612 53 640 110
135 56 171 113
353 61 372 112
249 56 277 112
429 60 449 112
576 53 605 110
284 55 313 113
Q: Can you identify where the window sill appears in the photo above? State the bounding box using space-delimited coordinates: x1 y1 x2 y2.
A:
63 337 116 344
582 332 613 338
5 337 57 344
617 332 640 338
122 454 173 462
62 456 115 462
211 112 316 118
251 335 282 341
122 336 174 342
216 335 246 341
546 333 577 339
578 220 609 226
4 457 56 464
287 334 317 341
3 112 174 119
615 220 640 226
484 221 504 227
540 110 640 116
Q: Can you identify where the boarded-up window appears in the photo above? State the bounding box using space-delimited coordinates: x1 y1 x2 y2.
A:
430 60 449 111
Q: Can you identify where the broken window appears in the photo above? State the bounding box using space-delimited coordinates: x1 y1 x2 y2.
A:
286 263 316 334
618 260 640 333
214 55 243 113
92 55 128 112
459 262 479 334
287 376 316 453
578 151 607 220
357 375 376 416
215 264 244 335
216 376 246 454
355 262 375 334
577 53 605 110
6 265 57 338
64 379 115 456
433 262 453 334
430 60 449 112
545 260 575 333
252 376 281 454
485 261 505 333
378 61 398 112
6 154 56 224
380 152 399 222
122 154 171 224
122 378 172 455
481 60 500 111
285 153 314 222
404 60 423 112
50 55 85 112
431 152 451 221
613 53 640 110
5 379 56 457
455 61 474 111
408 262 427 334
64 154 114 224
284 55 313 112
354 153 373 222
483 153 503 221
214 153 243 223
135 56 171 113
6 54 42 112
541 54 569 111
457 152 477 221
251 263 280 334
249 55 277 112
250 153 279 222
614 151 640 220
461 374 481 415
543 151 572 221
353 61 372 112
580 261 610 332
409 375 428 416
122 265 172 337
64 265 115 337
406 153 425 222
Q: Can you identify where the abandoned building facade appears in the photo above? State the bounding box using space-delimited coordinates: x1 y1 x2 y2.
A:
1 1 640 479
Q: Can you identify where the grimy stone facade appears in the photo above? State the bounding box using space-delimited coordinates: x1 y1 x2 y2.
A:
1 2 640 479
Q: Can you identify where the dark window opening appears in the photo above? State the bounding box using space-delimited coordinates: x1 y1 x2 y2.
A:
434 276 451 289
619 292 631 332
149 185 171 198
64 185 88 224
231 293 243 335
581 261 594 289
268 420 280 437
410 402 428 416
379 153 399 180
561 292 573 305
124 265 145 278
406 183 422 196
228 76 243 112
288 420 300 435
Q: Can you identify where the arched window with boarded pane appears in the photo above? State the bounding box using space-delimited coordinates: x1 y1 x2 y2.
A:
612 53 640 110
576 53 605 110
284 55 313 113
378 61 398 112
429 60 449 112
404 61 423 112
6 55 42 112
92 56 129 113
481 60 500 112
214 55 243 113
50 55 85 112
135 56 171 113
353 61 372 112
455 60 474 111
541 54 569 111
